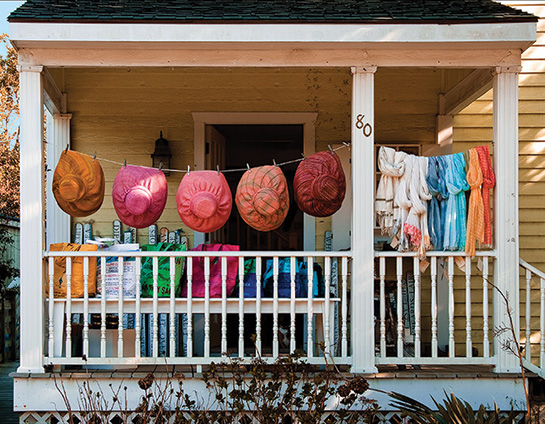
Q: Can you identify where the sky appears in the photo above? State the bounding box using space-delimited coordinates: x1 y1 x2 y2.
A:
0 1 25 54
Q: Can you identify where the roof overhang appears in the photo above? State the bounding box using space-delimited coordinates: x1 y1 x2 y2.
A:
9 21 537 50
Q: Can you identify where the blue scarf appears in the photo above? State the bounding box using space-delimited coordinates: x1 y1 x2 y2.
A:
426 157 443 250
443 153 469 251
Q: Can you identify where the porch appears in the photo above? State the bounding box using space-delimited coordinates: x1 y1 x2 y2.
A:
9 6 539 414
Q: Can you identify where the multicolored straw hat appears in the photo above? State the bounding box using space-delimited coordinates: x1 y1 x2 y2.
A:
112 165 168 228
176 171 232 233
235 165 289 232
294 151 346 217
52 150 105 217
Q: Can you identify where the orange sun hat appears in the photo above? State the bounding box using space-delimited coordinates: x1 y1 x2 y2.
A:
52 150 105 217
294 151 346 217
112 165 168 229
235 165 289 232
176 171 232 233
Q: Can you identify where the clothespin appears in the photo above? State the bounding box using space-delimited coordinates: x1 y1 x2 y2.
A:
328 145 334 156
301 153 306 160
124 159 127 168
217 164 220 175
158 162 164 172
65 143 69 153
92 151 97 162
246 163 251 173
273 159 277 167
343 142 350 148
187 165 190 175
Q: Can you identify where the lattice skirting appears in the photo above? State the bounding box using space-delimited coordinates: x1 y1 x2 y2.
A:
19 411 527 423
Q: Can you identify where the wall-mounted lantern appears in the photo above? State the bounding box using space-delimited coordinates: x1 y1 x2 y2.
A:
151 131 172 176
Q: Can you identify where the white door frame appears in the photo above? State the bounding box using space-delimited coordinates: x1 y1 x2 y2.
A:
192 112 318 250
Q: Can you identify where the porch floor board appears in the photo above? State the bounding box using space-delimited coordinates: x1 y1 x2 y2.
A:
373 364 530 379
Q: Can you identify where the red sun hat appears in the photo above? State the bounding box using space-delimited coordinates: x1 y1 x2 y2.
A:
112 165 168 228
294 151 346 217
176 171 232 233
52 150 105 217
235 165 289 232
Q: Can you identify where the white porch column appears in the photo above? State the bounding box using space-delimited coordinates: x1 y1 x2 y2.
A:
493 66 521 373
46 114 72 245
350 66 378 373
17 65 45 373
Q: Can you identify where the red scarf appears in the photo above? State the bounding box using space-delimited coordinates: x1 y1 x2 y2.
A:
476 145 495 246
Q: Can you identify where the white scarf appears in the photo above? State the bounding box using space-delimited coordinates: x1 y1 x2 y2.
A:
375 147 406 235
394 154 414 249
403 156 432 256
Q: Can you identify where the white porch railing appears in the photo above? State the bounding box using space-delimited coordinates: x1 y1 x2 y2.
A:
519 258 545 374
44 250 352 366
374 251 496 366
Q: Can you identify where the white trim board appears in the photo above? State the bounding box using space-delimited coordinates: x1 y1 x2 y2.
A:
192 112 317 251
9 22 536 47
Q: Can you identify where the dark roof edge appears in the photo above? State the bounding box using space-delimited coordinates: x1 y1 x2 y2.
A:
7 16 539 24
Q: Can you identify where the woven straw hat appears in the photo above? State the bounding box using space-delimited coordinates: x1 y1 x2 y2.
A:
52 150 105 217
176 171 232 233
112 165 168 228
294 151 346 217
235 165 289 232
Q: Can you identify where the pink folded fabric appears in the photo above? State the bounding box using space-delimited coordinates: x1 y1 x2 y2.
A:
112 165 168 228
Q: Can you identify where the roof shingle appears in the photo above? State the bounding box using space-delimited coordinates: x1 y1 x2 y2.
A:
8 0 538 24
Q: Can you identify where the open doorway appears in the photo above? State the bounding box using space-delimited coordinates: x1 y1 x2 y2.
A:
206 124 304 251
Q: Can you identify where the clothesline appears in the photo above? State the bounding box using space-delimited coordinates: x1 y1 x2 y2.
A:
55 142 351 174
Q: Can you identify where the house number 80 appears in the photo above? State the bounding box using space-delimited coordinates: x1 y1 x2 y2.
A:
355 114 372 137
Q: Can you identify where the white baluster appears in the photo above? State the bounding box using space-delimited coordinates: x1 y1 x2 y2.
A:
482 257 490 357
66 257 72 358
414 257 421 358
152 256 159 358
48 257 54 358
341 257 348 359
324 256 331 356
448 256 455 358
118 257 124 358
135 257 141 358
204 257 210 358
290 256 296 354
187 257 193 358
431 257 438 358
526 269 532 361
273 256 279 358
100 256 107 358
255 257 262 355
396 256 404 358
465 256 472 358
307 256 314 358
83 257 89 358
541 277 545 367
379 256 386 358
238 256 245 358
170 257 176 358
221 256 228 357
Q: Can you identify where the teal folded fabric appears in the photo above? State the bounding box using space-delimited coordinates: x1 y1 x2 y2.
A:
443 153 469 251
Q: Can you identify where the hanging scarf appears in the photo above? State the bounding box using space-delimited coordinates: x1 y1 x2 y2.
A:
395 154 414 250
443 153 469 251
403 156 432 256
465 149 485 256
476 145 495 246
437 156 449 247
426 157 444 250
375 147 406 236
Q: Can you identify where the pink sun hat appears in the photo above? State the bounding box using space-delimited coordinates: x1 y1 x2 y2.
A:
176 171 232 233
112 165 168 229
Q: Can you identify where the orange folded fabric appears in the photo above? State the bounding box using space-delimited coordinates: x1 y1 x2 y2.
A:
465 148 485 256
